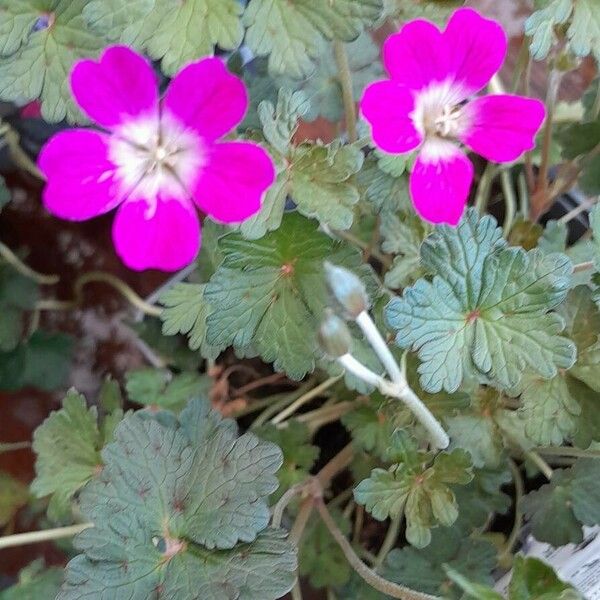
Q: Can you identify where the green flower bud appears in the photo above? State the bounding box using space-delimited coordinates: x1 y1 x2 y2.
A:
319 309 352 358
324 262 369 319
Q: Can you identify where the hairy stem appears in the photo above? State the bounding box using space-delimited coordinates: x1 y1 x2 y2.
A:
375 513 402 569
315 500 440 600
536 446 600 459
0 441 31 453
558 197 598 224
499 459 524 563
501 169 517 238
526 450 554 480
0 523 92 550
573 261 595 273
337 354 449 449
474 163 498 214
0 241 59 284
333 40 357 143
271 376 341 424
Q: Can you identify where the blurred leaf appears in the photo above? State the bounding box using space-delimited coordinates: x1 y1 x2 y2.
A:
538 220 568 253
383 0 463 24
0 176 10 211
0 331 72 392
523 458 600 545
125 368 211 411
0 471 28 526
0 560 63 600
386 209 575 393
243 0 383 78
342 398 396 459
382 526 496 597
84 0 243 75
0 0 104 122
254 421 318 501
205 212 373 379
299 509 351 588
59 399 296 599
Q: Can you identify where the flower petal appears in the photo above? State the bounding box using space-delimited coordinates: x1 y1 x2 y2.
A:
361 81 423 153
383 20 447 90
410 140 473 225
112 198 201 271
39 129 121 221
71 46 159 129
459 94 546 162
443 8 507 97
162 58 248 143
193 142 275 223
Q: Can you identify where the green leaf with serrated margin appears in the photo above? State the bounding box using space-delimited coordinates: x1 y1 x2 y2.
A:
59 399 296 600
31 390 117 519
0 471 28 527
0 0 104 122
243 0 383 78
159 283 220 359
205 213 371 379
523 458 600 545
386 209 575 393
354 448 473 547
84 0 243 76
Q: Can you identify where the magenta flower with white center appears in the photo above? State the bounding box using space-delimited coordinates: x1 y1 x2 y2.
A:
361 8 546 226
38 46 275 271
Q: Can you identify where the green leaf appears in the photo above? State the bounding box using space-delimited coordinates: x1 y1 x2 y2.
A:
125 368 211 411
31 390 117 519
0 0 104 122
0 263 38 352
296 33 383 122
382 526 496 597
0 471 28 526
510 286 600 446
538 220 568 254
0 331 72 392
525 0 600 62
383 0 463 24
357 154 412 215
253 421 319 501
354 448 473 547
444 566 503 600
380 212 428 289
0 560 63 600
60 399 296 600
508 556 582 600
0 176 10 211
386 209 575 393
159 283 220 359
299 510 352 588
243 0 383 78
523 458 600 545
205 212 371 379
342 398 396 459
84 0 244 75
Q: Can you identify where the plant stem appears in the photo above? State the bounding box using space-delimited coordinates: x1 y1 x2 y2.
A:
501 169 517 238
573 261 594 273
0 523 92 550
499 459 524 563
474 163 498 214
272 484 304 528
251 381 314 428
558 197 598 224
0 441 31 453
535 446 600 459
291 582 304 600
337 354 449 449
526 450 554 480
0 242 59 284
315 500 440 600
317 443 354 487
333 40 357 143
74 272 162 316
290 497 314 546
334 229 392 268
271 376 341 424
356 311 403 383
375 514 402 569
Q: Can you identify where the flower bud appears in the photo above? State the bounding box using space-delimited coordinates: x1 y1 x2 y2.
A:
324 262 369 319
319 309 352 358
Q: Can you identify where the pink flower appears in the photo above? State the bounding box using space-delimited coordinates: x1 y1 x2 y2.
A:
360 8 545 225
38 46 275 271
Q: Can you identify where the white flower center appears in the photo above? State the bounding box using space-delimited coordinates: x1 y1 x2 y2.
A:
109 112 206 217
411 80 469 142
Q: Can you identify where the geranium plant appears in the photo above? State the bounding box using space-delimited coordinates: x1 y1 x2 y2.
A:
1 1 600 599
